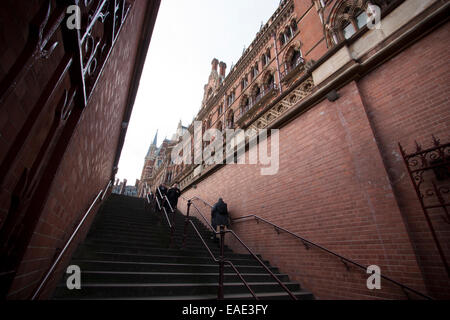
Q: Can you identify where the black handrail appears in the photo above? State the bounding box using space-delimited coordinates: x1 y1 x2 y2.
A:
183 196 434 300
188 220 258 299
232 214 434 300
146 189 174 247
31 180 113 300
180 195 298 300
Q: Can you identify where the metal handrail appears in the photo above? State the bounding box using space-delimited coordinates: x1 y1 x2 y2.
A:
31 180 113 300
146 188 175 246
188 220 258 299
232 214 434 300
183 196 434 300
179 195 297 300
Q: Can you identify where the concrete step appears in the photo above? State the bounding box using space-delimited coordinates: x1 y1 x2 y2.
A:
54 281 301 299
75 243 262 260
73 271 292 284
70 259 280 274
74 251 270 267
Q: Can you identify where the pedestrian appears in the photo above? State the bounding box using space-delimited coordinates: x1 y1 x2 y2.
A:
167 183 181 211
157 184 168 210
211 198 230 241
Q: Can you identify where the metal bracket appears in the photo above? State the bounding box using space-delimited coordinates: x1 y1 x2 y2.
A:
401 287 411 300
341 259 350 271
274 227 280 235
301 240 310 250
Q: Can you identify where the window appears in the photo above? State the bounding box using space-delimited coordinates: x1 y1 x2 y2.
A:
290 50 302 69
227 91 235 106
227 111 234 129
285 26 292 39
240 97 250 115
262 49 271 66
291 20 298 33
218 104 223 115
241 76 248 90
252 65 259 79
342 10 368 39
266 73 275 88
279 33 286 46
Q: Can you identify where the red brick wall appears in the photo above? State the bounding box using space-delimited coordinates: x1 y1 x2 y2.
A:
179 20 450 297
4 0 149 299
357 20 450 299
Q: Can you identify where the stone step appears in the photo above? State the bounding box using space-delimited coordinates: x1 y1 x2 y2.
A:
76 243 262 260
54 281 301 299
72 271 292 284
74 251 270 267
70 259 280 274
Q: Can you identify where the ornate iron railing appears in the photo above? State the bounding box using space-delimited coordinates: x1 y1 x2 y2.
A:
399 135 450 277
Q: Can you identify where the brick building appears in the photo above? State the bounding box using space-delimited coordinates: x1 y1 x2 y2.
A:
0 0 160 299
142 0 449 299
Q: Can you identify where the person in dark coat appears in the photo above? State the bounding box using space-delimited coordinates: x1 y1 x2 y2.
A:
167 184 181 211
211 198 229 241
156 184 168 210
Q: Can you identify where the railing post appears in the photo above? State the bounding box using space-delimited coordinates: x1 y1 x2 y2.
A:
183 200 191 248
218 225 225 300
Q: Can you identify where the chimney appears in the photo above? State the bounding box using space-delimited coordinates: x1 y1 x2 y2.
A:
219 61 227 77
211 58 219 72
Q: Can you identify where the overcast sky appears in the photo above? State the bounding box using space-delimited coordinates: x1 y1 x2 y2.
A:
117 0 280 183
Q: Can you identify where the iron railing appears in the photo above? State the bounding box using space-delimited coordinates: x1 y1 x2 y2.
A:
31 179 113 300
231 214 434 300
144 192 258 299
145 186 175 247
180 195 298 300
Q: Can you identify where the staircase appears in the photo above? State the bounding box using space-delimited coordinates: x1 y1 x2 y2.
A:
52 194 314 300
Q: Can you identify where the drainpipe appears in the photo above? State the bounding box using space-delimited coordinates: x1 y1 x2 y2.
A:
273 32 283 94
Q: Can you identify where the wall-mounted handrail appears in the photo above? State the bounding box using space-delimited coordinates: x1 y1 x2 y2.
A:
188 220 258 299
31 180 113 300
231 214 434 300
179 195 297 300
146 189 174 246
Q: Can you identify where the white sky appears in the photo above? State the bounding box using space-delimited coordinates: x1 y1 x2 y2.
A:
117 0 280 183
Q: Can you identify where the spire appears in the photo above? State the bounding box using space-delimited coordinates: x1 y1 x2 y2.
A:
152 130 158 146
146 130 158 159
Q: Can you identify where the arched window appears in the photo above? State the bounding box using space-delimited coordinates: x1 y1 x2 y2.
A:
329 1 383 44
291 20 298 33
218 104 223 115
290 50 302 69
253 86 261 100
262 49 271 66
285 26 292 40
265 73 275 89
241 76 248 90
279 33 286 46
240 96 250 115
227 110 235 129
